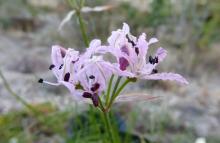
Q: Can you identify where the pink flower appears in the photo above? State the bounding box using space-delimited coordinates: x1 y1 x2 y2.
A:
39 40 114 107
103 23 188 84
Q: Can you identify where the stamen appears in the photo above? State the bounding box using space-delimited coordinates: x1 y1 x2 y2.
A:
149 56 158 64
149 56 154 64
91 83 100 92
154 56 158 63
38 78 44 83
135 47 139 55
49 64 55 70
41 80 60 86
152 69 158 74
59 64 63 69
64 72 70 82
82 92 92 98
126 34 136 47
91 93 99 107
89 75 95 79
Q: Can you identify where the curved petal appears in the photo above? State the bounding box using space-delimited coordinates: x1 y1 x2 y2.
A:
89 39 101 49
84 39 111 59
51 45 66 67
155 47 167 62
51 45 66 80
137 33 148 57
107 30 120 47
143 72 189 84
107 23 129 48
148 37 158 45
122 22 130 34
115 93 160 103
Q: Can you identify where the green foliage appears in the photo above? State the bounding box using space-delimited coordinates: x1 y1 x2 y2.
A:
148 0 172 27
118 0 171 30
0 103 70 143
198 0 220 48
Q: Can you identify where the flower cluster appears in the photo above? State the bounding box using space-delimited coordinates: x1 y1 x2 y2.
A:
39 23 188 108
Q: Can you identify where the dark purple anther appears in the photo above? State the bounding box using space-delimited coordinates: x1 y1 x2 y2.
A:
149 56 154 64
152 69 158 74
64 72 70 82
59 64 63 69
82 92 92 98
135 47 139 55
149 56 158 65
91 94 99 107
119 57 129 71
154 56 158 63
89 75 95 79
49 64 55 70
126 34 136 47
91 83 100 92
38 78 43 83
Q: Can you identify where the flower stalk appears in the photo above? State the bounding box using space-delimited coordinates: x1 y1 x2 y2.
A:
68 0 89 47
77 11 89 47
103 110 116 143
106 75 114 105
107 78 131 110
0 69 38 114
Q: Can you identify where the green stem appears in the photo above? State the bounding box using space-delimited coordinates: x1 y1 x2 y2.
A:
98 96 105 112
106 75 114 105
103 111 116 143
0 70 38 114
77 12 89 47
111 76 122 98
107 79 130 110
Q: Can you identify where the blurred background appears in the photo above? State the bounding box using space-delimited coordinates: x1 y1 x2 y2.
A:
0 0 220 142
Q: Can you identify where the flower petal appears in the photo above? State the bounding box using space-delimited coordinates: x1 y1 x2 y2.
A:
115 93 160 103
84 39 108 57
148 37 158 45
155 47 167 62
51 45 66 67
122 22 130 33
143 72 189 84
137 33 148 56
